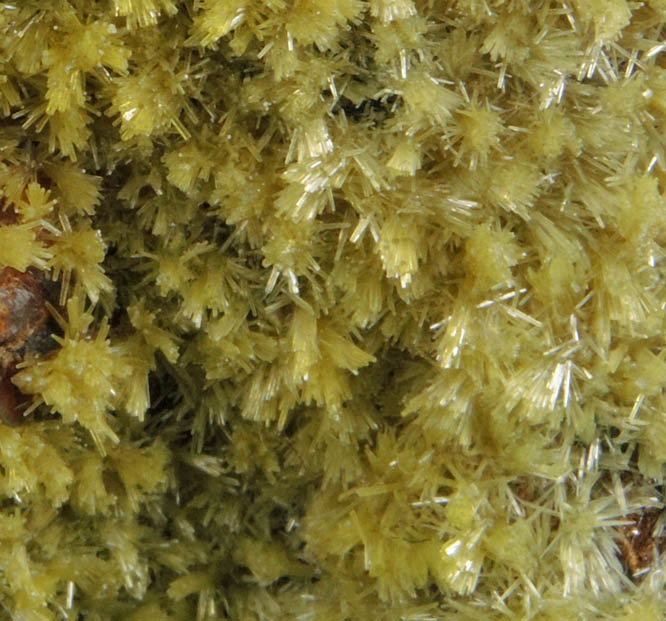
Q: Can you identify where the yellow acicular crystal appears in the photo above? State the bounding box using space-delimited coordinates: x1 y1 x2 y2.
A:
0 0 665 619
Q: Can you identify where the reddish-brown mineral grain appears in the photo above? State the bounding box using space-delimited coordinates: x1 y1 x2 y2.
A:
0 267 52 423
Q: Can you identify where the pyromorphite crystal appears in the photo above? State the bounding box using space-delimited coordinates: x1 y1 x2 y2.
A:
0 0 666 618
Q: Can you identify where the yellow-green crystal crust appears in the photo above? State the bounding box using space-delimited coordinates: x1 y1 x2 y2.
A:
0 0 666 618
